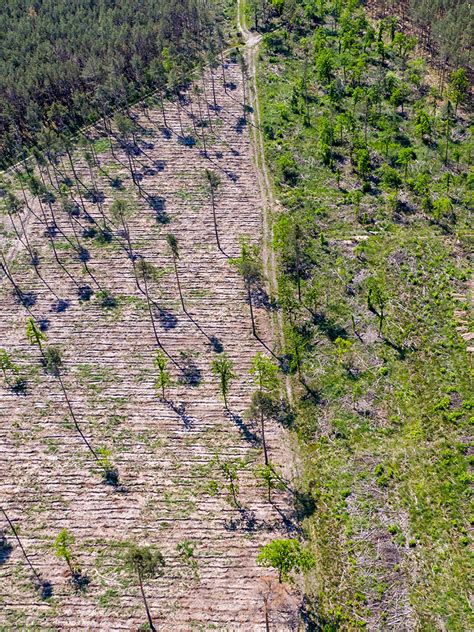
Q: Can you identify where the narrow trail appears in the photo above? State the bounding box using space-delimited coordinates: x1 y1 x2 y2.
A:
237 0 293 406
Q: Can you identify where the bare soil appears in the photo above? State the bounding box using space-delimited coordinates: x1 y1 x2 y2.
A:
0 59 298 630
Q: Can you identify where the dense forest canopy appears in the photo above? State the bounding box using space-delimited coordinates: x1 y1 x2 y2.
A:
366 0 472 69
0 0 223 167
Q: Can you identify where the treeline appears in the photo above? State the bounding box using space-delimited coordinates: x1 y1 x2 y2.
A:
0 0 224 168
365 0 472 70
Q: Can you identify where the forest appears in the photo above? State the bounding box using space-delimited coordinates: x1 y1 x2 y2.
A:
365 0 472 70
0 0 472 629
0 0 224 168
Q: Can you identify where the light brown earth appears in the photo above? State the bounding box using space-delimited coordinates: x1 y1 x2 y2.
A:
0 55 299 630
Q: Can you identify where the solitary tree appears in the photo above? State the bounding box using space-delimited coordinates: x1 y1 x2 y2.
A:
211 354 236 409
256 539 315 583
232 239 263 338
43 346 63 377
154 350 171 399
53 529 78 576
254 462 284 503
110 199 135 266
367 277 387 334
448 68 469 114
124 544 165 632
205 169 224 254
26 318 46 354
0 349 20 388
250 353 279 465
218 459 242 508
397 147 416 179
166 233 186 312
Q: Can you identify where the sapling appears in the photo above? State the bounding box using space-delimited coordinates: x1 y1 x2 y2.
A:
231 238 263 338
211 354 236 409
166 233 185 312
205 169 224 254
154 350 171 399
53 529 78 576
25 318 47 355
254 462 285 503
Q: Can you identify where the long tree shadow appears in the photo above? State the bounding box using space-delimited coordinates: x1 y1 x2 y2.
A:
310 310 348 341
163 399 195 430
225 410 260 445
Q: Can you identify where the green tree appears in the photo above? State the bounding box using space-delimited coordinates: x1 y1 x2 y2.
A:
397 147 416 179
124 544 165 632
0 349 19 387
334 337 353 364
53 529 78 575
256 539 315 583
250 353 279 465
205 169 224 254
166 233 186 312
448 68 469 114
43 346 63 377
211 354 236 409
110 200 136 270
367 277 388 334
231 239 263 338
254 462 285 503
25 318 46 353
154 350 171 399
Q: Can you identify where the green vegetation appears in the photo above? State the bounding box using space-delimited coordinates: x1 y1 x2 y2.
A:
256 538 315 583
253 0 472 627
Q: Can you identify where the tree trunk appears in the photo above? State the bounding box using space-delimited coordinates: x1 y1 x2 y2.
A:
1 507 41 582
247 283 257 337
138 572 156 632
260 404 269 465
173 256 186 312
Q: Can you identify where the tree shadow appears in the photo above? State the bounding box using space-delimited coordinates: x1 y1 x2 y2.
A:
0 534 13 564
53 298 70 313
164 399 195 430
78 247 90 263
78 285 93 301
209 336 224 353
38 318 50 332
160 127 172 140
38 579 53 600
271 502 301 535
148 195 170 224
178 135 196 147
311 311 348 341
226 410 260 445
236 117 247 134
11 378 28 396
17 291 37 308
224 507 259 532
156 307 178 330
71 571 90 592
178 353 202 387
84 188 105 205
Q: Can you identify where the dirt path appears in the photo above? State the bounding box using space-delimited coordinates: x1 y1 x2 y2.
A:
237 0 293 406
